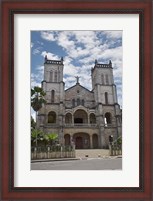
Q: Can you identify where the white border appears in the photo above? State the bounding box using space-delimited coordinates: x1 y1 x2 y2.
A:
14 14 139 187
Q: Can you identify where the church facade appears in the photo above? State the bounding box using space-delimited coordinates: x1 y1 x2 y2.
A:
37 56 122 149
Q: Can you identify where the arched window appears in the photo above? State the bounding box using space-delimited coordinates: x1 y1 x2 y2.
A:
101 74 104 84
105 92 108 104
74 109 88 124
90 113 96 124
82 99 84 106
106 74 109 85
51 90 55 103
105 112 111 125
65 113 72 124
54 71 58 82
50 71 53 82
77 98 80 106
48 111 56 123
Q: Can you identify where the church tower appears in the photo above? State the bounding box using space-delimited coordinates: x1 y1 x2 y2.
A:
38 55 65 144
91 60 122 148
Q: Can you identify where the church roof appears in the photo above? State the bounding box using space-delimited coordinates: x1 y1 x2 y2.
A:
65 83 93 94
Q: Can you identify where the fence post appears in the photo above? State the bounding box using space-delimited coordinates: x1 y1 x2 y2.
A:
34 147 37 159
60 145 63 158
47 146 50 159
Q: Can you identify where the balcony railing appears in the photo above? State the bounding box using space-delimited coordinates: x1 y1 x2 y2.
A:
43 123 114 128
65 123 97 127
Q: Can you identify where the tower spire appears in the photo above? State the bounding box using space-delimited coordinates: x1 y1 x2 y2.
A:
45 54 48 63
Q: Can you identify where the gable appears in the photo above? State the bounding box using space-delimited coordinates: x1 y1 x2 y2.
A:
65 84 94 101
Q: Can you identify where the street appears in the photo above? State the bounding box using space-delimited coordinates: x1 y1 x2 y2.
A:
31 158 122 170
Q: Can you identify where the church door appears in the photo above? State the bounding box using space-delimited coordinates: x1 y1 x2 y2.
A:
75 137 83 149
93 134 98 148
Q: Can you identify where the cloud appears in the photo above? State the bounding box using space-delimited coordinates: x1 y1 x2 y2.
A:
41 51 60 60
32 46 43 55
31 65 44 88
103 31 122 39
40 31 57 41
31 74 41 88
32 30 122 106
57 31 76 52
102 46 122 60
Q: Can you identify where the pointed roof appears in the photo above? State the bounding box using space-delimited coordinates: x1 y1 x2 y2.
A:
65 83 93 94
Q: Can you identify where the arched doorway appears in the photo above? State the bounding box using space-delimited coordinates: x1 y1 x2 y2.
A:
75 137 83 149
74 109 88 124
73 133 90 149
92 134 98 148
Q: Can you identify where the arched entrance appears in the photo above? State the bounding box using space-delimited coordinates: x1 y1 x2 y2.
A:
92 134 98 148
73 133 90 149
75 137 83 149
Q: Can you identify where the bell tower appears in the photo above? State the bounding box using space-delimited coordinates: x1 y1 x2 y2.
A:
91 59 122 148
42 55 64 104
40 55 65 144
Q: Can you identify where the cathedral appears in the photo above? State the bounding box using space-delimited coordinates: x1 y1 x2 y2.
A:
37 56 122 149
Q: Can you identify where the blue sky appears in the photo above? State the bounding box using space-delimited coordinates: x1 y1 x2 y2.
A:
31 30 122 107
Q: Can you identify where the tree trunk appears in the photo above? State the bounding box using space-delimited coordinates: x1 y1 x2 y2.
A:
36 111 38 147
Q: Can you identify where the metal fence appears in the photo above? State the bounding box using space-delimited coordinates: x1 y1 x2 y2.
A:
109 137 122 156
31 145 75 160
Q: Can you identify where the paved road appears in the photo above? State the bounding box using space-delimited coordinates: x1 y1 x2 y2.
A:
31 158 122 170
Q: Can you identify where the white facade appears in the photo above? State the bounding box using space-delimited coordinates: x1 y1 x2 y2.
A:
37 56 122 149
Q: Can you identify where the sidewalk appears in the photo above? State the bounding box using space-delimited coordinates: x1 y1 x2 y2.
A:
31 155 122 163
31 158 80 163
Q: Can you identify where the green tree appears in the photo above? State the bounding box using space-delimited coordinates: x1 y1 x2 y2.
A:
31 86 46 146
31 86 46 114
44 133 58 146
31 129 44 146
117 136 122 145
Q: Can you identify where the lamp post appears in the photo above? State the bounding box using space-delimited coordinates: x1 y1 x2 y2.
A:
109 135 114 156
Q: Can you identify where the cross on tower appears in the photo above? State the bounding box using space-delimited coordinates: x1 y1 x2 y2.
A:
75 76 80 84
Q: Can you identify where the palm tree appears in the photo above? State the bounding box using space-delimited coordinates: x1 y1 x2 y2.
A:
44 133 58 146
31 129 44 146
31 86 46 146
31 86 46 113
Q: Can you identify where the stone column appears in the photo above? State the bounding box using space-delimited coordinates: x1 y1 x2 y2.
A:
97 85 101 103
60 82 63 102
99 126 105 148
72 114 74 126
88 114 90 125
113 85 118 103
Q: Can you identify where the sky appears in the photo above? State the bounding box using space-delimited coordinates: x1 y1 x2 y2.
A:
31 30 122 109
